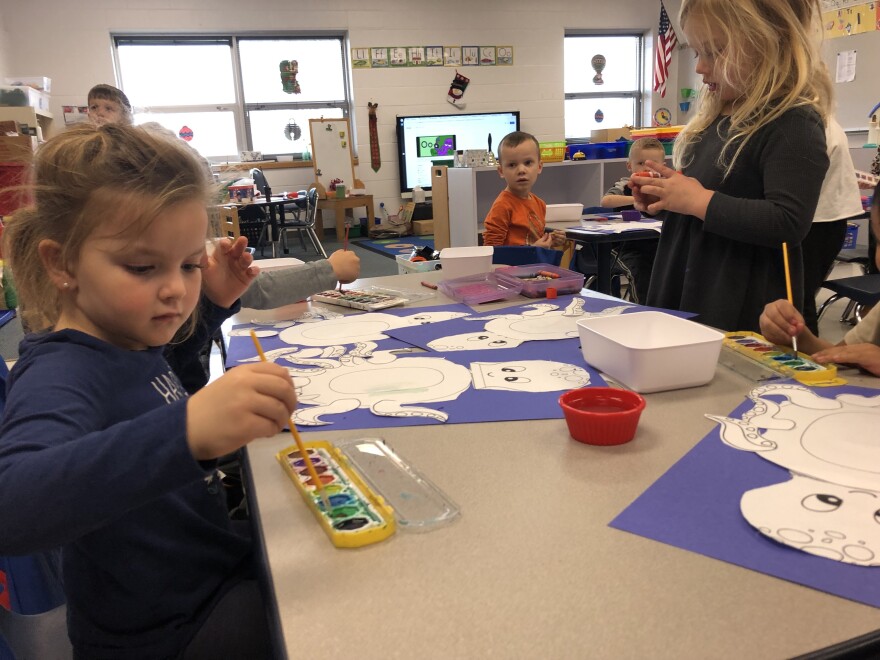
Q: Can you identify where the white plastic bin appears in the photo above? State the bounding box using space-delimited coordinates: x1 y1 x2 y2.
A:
577 311 723 393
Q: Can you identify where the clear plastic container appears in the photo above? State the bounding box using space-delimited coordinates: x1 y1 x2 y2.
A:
438 272 523 305
495 263 585 298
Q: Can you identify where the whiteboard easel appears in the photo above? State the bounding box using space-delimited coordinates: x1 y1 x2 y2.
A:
309 118 364 199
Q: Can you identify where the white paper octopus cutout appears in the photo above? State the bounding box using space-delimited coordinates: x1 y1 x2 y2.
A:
258 343 590 425
278 310 471 347
708 383 880 566
426 300 631 351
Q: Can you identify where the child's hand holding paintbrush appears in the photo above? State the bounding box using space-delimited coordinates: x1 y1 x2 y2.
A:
185 350 297 461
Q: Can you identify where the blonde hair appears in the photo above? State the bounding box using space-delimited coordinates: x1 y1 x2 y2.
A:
629 137 666 161
674 0 831 178
3 123 214 331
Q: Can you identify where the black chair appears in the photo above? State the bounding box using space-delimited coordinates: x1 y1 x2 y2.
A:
816 273 880 325
278 188 328 258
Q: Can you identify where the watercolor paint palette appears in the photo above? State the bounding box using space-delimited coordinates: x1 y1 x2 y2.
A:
311 289 407 311
721 331 843 386
276 440 396 548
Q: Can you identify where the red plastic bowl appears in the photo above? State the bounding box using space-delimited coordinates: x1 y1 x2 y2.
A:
558 387 646 446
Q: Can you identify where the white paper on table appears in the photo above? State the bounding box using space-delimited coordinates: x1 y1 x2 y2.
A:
575 220 663 234
835 50 856 83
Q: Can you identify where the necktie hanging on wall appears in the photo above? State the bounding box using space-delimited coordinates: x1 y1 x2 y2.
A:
368 102 381 172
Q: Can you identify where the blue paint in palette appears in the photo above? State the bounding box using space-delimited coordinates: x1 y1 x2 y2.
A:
722 331 841 385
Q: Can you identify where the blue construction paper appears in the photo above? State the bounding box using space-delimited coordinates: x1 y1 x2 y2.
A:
610 383 880 608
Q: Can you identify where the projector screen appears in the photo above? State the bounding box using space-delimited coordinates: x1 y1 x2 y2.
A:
395 111 520 194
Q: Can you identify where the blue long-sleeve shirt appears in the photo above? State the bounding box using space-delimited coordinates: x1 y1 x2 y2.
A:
0 329 251 658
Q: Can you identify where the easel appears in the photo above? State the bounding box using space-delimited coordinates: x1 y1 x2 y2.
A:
308 118 364 199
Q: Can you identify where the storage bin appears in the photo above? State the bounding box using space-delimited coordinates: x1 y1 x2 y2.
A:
4 77 51 92
539 141 566 163
438 272 523 305
396 254 443 275
577 311 723 393
438 246 494 280
0 85 49 111
842 223 858 250
495 263 585 298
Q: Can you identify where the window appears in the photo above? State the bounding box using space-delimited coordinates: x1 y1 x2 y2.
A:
563 34 644 141
113 35 351 162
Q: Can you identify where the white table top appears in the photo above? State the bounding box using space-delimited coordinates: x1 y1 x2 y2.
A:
230 271 880 660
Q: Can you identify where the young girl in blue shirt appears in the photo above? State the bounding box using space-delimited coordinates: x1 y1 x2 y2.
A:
0 123 297 658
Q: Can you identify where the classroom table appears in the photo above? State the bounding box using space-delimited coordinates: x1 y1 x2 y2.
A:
565 225 661 296
228 271 880 660
316 194 375 239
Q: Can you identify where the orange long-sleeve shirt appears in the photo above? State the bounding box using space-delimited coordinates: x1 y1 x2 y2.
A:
482 189 547 246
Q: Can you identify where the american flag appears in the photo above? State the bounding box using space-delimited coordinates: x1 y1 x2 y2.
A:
653 2 678 98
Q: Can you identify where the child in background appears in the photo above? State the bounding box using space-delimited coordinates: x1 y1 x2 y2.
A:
482 131 562 248
630 0 832 331
85 83 359 392
0 123 296 657
600 137 667 303
87 83 133 125
760 191 880 376
800 116 864 336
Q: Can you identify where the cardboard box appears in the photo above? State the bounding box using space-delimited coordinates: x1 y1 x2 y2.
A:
412 220 434 235
590 127 632 142
0 135 35 162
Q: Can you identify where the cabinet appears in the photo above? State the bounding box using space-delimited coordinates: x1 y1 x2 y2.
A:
445 159 631 246
0 106 53 141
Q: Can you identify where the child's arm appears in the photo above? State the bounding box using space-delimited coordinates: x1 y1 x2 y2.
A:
482 206 510 246
600 193 634 209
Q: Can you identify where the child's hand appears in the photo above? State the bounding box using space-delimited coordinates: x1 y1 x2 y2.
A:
186 362 297 460
812 343 880 377
630 160 714 219
759 299 804 347
550 229 567 249
202 237 259 309
533 232 554 248
328 249 360 284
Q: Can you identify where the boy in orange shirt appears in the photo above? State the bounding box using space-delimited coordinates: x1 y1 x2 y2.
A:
483 131 561 247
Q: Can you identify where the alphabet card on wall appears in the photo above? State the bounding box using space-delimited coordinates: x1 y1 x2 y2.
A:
611 382 880 608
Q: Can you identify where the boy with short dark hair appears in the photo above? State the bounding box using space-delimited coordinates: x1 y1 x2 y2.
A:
483 131 558 248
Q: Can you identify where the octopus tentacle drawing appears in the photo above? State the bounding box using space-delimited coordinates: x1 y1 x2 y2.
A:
708 383 880 566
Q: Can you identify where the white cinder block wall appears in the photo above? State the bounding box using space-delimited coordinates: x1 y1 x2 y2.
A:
0 0 686 217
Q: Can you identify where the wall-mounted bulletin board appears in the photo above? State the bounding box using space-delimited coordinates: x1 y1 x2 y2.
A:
309 118 362 196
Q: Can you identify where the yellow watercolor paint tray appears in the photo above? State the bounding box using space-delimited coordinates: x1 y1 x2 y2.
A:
722 331 845 386
276 440 396 548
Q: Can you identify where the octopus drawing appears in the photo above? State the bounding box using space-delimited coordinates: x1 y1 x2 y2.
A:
708 383 880 566
424 300 632 351
243 343 590 425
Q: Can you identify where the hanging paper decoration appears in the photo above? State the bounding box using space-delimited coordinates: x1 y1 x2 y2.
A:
447 70 470 109
591 54 606 85
594 109 604 123
280 60 301 94
284 119 302 141
179 126 193 142
368 102 381 172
